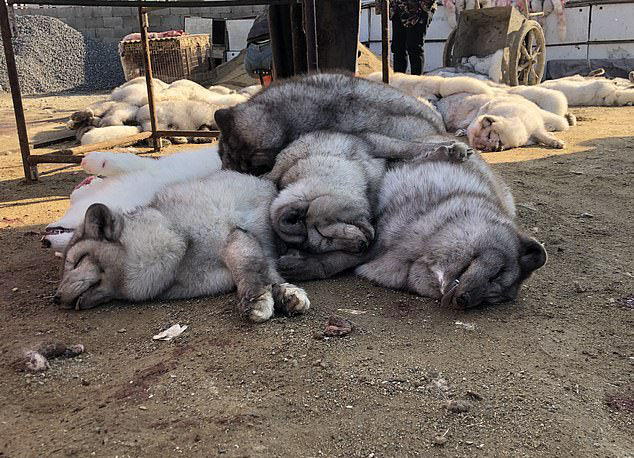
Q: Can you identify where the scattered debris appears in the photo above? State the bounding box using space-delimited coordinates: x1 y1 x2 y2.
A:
117 328 127 333
153 324 188 341
579 212 594 218
605 383 634 414
516 202 538 212
466 390 483 401
336 308 367 315
616 294 634 310
454 321 475 331
13 342 85 372
314 315 353 339
432 434 448 446
11 287 18 292
573 281 588 293
446 399 472 413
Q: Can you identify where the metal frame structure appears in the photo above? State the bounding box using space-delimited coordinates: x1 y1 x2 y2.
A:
1 0 391 183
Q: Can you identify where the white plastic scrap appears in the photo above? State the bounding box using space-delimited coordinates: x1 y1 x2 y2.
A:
153 324 188 341
454 321 475 331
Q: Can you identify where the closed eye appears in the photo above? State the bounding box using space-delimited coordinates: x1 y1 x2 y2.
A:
74 254 88 269
489 267 505 282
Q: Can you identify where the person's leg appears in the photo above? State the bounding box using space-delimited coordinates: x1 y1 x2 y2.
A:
405 12 429 75
391 10 407 73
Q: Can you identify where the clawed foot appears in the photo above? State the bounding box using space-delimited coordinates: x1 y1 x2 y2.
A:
430 141 474 162
273 282 310 316
548 138 566 149
239 286 275 323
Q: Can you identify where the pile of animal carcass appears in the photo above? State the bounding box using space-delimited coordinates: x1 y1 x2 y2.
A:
367 68 634 151
48 73 551 322
66 76 262 146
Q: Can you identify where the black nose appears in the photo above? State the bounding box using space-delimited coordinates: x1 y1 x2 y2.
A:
456 293 470 308
53 294 61 305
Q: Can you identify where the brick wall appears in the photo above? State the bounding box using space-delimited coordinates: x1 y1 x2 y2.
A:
15 5 266 45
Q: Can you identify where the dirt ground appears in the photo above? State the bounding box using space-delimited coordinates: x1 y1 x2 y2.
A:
0 93 632 458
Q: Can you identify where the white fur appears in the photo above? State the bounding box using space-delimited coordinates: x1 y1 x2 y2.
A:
540 75 634 106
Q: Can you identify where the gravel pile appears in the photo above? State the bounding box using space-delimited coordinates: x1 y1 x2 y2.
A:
0 15 124 95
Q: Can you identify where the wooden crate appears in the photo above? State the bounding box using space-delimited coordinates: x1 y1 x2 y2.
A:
119 34 214 84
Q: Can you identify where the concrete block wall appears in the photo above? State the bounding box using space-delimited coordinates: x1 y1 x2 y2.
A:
15 5 266 45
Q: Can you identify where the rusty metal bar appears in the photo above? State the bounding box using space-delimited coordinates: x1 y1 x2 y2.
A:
0 0 36 182
28 154 84 164
304 0 318 71
381 0 390 84
30 131 153 158
138 6 160 152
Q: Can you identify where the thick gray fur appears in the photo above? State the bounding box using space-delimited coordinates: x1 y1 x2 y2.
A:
54 172 310 323
273 137 476 282
354 153 548 308
214 72 455 175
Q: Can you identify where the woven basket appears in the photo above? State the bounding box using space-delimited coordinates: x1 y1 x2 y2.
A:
119 34 214 84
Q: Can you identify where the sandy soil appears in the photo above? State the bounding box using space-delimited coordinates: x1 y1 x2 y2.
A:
0 94 632 458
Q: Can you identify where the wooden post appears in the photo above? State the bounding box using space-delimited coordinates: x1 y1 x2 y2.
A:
138 7 160 152
0 0 36 182
381 0 390 84
304 0 318 71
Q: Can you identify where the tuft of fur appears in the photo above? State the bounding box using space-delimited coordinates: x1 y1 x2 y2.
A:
356 153 547 308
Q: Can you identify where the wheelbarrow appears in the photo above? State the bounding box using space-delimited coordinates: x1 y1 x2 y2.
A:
443 0 546 86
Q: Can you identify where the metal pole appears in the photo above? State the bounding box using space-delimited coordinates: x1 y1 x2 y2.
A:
138 7 160 152
381 0 390 84
304 0 318 71
0 0 35 182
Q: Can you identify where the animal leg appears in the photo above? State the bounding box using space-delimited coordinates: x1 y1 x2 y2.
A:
531 130 565 149
222 228 309 322
541 110 570 132
278 249 367 281
360 132 471 162
307 219 375 254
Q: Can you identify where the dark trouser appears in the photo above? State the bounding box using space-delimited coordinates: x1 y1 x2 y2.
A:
391 9 429 75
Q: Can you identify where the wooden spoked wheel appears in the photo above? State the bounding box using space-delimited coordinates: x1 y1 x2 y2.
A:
508 20 546 86
442 29 457 67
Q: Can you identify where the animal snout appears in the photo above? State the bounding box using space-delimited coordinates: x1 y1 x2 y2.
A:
53 294 61 305
455 293 471 308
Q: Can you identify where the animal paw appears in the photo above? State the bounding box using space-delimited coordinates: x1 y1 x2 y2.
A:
433 142 473 162
548 138 566 149
273 283 311 316
454 128 467 137
565 112 577 127
240 287 274 323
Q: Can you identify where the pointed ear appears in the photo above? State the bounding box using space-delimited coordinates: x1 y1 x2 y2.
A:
481 115 496 127
84 203 123 241
518 235 547 276
214 108 233 134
